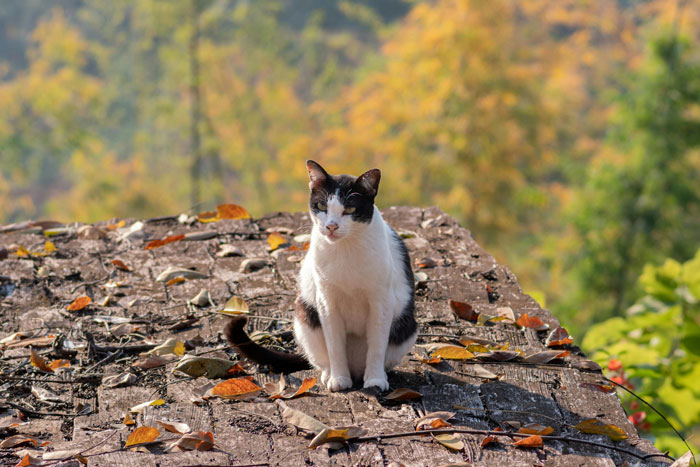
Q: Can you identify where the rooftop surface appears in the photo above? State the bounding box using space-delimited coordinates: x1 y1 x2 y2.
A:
0 206 667 466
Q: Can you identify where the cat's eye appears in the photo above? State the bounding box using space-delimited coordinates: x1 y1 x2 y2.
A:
316 201 327 211
343 207 356 215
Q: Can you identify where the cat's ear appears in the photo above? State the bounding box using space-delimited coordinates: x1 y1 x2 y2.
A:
354 168 381 198
306 160 328 189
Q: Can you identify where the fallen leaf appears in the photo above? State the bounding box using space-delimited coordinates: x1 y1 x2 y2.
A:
103 372 138 388
240 258 268 273
106 220 126 230
470 364 499 380
93 315 132 324
523 350 570 364
669 450 695 467
207 378 262 400
495 306 516 323
417 354 442 364
43 241 57 254
476 350 520 362
216 244 244 257
432 433 464 451
569 359 601 371
125 426 160 447
158 420 192 434
30 350 53 372
167 431 214 452
219 296 249 315
308 426 367 449
166 277 185 286
0 331 32 346
197 210 220 223
385 388 422 401
546 327 574 347
449 300 479 321
216 203 250 220
431 346 474 360
132 355 173 370
513 435 543 448
269 377 316 400
129 399 165 414
172 355 244 378
183 230 217 241
4 335 55 350
31 385 62 402
267 233 287 251
145 234 185 250
416 257 438 268
516 313 549 331
189 288 214 307
573 419 628 441
156 266 208 282
276 400 329 434
15 246 31 257
16 453 38 466
458 337 498 347
518 423 554 436
111 259 131 271
123 413 135 425
414 271 429 285
464 343 490 354
415 412 456 431
41 449 83 461
146 338 185 357
481 427 502 447
0 415 23 429
0 435 39 448
66 296 91 311
578 382 616 394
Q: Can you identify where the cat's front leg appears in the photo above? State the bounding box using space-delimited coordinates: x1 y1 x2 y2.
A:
363 298 392 391
318 296 352 392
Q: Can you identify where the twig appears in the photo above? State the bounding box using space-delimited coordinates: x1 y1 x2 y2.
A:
453 404 576 429
83 349 122 374
5 401 79 418
605 376 695 462
70 274 111 293
353 427 676 462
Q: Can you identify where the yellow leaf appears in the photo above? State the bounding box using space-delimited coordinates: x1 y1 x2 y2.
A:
43 241 57 254
267 233 287 251
125 426 160 447
173 341 185 357
15 246 30 257
574 419 628 441
220 296 249 315
30 349 53 373
197 210 220 223
431 346 474 360
129 399 165 414
123 413 135 426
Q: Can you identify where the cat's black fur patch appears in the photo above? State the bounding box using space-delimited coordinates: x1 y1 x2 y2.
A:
309 170 377 224
295 296 321 328
389 228 418 345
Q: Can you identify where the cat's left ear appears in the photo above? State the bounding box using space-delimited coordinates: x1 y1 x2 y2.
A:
354 168 381 198
306 160 328 189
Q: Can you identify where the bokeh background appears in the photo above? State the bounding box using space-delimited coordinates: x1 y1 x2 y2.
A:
1 0 699 455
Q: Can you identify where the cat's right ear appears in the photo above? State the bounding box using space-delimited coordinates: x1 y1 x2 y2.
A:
306 160 328 189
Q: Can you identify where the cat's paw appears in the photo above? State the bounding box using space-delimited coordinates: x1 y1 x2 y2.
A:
363 377 390 391
326 375 352 392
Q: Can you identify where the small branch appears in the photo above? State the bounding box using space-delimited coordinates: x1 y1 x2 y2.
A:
70 274 111 294
453 404 575 429
5 401 79 418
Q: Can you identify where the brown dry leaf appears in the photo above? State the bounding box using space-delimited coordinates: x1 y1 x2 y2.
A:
276 400 329 434
216 203 251 220
269 377 316 400
125 426 160 447
415 412 455 431
123 413 135 426
48 359 70 370
481 427 502 447
0 415 23 429
168 431 214 452
106 220 126 230
146 338 185 357
111 259 131 271
573 419 628 441
431 346 474 360
417 354 442 365
132 355 173 370
523 350 570 364
415 257 438 268
385 388 422 401
66 296 91 311
267 233 287 251
477 350 520 362
471 364 499 380
308 426 367 450
157 420 192 434
578 382 616 394
30 350 53 373
0 435 39 448
546 327 574 347
514 435 543 448
449 300 479 321
16 453 38 466
4 335 55 350
432 433 464 451
145 234 185 250
516 313 549 331
207 378 262 400
518 423 554 436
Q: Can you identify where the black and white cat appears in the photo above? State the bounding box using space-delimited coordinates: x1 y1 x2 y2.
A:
226 160 417 391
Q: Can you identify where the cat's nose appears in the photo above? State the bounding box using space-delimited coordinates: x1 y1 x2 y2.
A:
325 222 338 233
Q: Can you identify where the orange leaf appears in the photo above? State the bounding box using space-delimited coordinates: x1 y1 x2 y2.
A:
125 426 160 447
429 418 452 429
123 413 135 426
514 435 543 448
209 378 262 400
145 234 185 250
0 435 39 448
416 257 438 268
66 296 91 311
516 313 547 330
48 359 70 370
226 363 247 376
16 453 40 466
418 355 442 364
518 423 554 436
197 210 220 223
106 220 126 230
385 388 422 400
547 327 573 347
431 346 474 360
574 419 627 441
111 259 131 271
30 350 53 372
267 233 287 251
270 377 316 400
169 431 214 451
449 300 479 321
579 382 616 394
166 277 186 286
216 204 251 220
481 427 502 447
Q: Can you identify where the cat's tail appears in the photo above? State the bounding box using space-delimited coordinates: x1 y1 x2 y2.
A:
224 317 312 374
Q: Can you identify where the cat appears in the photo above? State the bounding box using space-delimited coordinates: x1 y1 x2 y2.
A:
225 160 417 391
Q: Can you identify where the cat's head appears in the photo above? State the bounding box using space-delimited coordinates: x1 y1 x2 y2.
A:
305 160 381 242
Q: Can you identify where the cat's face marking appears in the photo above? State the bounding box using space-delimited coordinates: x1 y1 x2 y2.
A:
306 160 380 242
